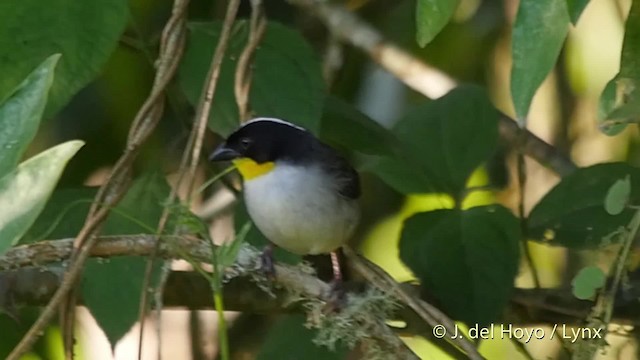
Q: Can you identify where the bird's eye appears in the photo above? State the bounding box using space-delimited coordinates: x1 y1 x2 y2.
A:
240 137 252 149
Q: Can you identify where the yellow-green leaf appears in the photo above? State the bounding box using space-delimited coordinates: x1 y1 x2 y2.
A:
0 140 84 254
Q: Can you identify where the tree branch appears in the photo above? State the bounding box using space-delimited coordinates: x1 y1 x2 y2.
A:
286 0 578 177
0 237 419 359
4 237 640 327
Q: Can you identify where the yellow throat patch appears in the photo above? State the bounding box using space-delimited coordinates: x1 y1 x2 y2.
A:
232 158 275 180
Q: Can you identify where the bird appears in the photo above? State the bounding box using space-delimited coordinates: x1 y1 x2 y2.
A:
209 117 360 284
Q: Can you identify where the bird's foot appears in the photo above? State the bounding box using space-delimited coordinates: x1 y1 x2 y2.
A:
260 245 276 279
324 279 348 313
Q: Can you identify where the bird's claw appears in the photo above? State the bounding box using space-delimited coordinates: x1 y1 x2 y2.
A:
260 245 276 279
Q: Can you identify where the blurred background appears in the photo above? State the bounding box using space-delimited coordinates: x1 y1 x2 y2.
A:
13 0 638 359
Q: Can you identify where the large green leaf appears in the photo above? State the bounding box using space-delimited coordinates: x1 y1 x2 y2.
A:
597 1 640 135
257 314 347 360
83 256 162 349
319 96 397 156
0 55 59 177
0 140 84 255
81 173 169 348
511 0 569 120
180 21 325 137
415 0 461 47
0 0 128 116
528 163 640 248
399 206 520 325
566 0 591 24
371 85 499 196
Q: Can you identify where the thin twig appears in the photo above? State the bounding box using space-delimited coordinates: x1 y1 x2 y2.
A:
6 1 189 358
132 2 192 358
186 0 241 198
134 1 240 359
322 33 343 85
342 247 484 360
8 207 110 359
235 0 267 122
517 151 540 288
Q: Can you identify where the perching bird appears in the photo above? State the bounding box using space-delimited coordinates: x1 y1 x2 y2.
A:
209 117 360 282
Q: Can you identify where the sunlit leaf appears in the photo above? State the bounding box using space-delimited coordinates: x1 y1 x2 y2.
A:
604 175 631 215
415 0 461 47
0 0 128 115
511 0 569 120
571 266 606 300
180 21 325 137
0 55 59 177
0 140 83 255
399 205 520 325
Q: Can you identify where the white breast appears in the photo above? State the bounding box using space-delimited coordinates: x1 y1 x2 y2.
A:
243 163 359 255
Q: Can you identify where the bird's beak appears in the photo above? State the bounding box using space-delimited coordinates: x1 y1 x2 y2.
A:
209 144 241 162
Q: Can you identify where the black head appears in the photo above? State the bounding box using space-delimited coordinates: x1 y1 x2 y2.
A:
209 118 314 164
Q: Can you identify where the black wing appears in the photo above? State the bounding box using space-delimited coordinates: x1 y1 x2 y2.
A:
315 142 360 200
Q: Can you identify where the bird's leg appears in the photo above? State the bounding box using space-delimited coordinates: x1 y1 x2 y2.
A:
325 250 346 310
260 244 276 278
330 251 343 283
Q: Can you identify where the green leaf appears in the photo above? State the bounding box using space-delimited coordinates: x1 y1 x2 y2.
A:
21 187 96 243
218 221 251 269
371 85 500 195
0 0 128 116
0 309 54 359
528 163 640 248
180 21 325 137
82 256 162 349
258 314 347 360
81 173 169 348
415 0 461 47
0 55 59 177
319 96 397 156
511 0 569 120
604 175 631 215
566 0 591 25
597 78 628 136
0 140 84 255
571 266 606 300
597 1 640 135
399 205 520 325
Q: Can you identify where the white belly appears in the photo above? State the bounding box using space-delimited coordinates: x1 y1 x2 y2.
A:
243 163 359 255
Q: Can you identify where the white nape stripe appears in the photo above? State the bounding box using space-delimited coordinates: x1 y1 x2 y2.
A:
243 117 307 132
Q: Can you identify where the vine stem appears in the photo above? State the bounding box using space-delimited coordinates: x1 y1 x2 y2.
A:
214 291 230 360
135 0 241 359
